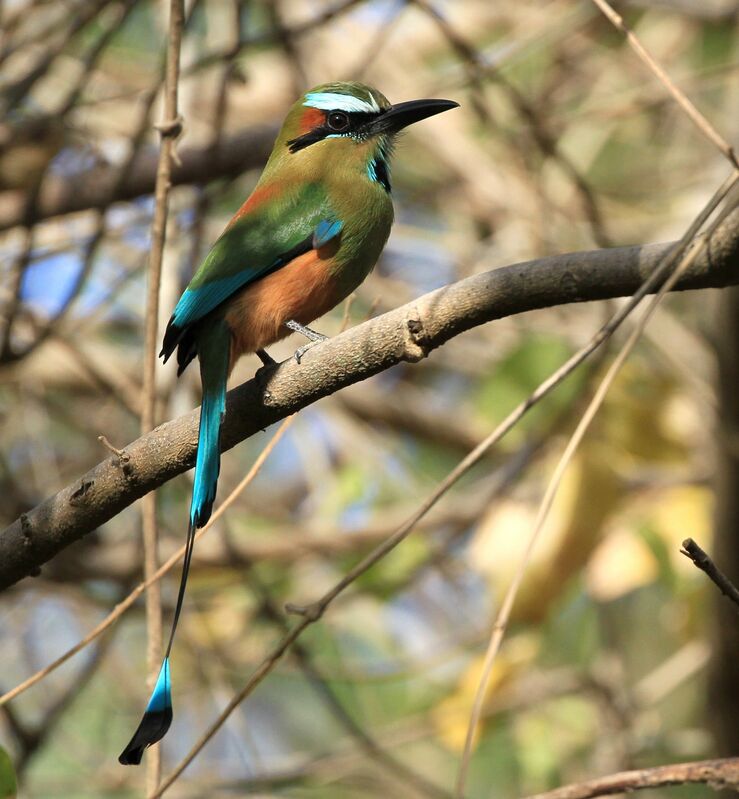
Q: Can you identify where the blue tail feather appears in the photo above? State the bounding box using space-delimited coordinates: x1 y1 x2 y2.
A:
119 659 172 765
190 375 227 528
147 658 172 712
119 322 230 765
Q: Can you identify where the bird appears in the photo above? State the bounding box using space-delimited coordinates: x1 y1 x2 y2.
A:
119 81 458 765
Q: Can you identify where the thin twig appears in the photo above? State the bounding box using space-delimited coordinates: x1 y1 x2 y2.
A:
384 372 608 602
454 176 738 798
590 0 738 169
139 0 185 788
0 125 274 234
681 537 739 613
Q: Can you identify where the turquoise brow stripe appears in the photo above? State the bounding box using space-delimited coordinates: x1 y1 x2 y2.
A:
304 91 378 113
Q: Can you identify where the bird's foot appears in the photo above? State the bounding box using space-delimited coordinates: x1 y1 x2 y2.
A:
293 339 325 364
285 319 328 364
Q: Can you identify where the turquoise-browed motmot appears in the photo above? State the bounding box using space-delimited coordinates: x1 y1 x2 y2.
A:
119 81 458 764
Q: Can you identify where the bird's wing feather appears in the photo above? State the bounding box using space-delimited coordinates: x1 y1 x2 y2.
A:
161 182 341 362
313 218 343 249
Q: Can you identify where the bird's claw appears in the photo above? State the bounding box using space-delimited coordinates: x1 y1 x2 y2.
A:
293 338 325 364
285 320 328 363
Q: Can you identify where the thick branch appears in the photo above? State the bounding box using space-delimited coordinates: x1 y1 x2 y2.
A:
0 126 276 231
1 207 738 591
524 757 739 799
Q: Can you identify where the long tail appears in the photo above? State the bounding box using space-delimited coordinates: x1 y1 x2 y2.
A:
119 322 230 766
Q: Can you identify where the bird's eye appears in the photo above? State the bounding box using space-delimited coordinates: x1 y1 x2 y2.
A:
327 111 350 132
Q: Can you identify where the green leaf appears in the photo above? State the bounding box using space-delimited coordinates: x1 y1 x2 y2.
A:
0 746 17 799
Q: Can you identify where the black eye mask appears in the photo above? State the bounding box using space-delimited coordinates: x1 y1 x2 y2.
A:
287 110 382 153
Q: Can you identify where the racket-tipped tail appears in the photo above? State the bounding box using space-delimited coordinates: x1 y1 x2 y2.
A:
118 658 172 765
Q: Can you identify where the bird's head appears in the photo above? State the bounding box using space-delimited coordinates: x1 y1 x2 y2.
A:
269 82 458 188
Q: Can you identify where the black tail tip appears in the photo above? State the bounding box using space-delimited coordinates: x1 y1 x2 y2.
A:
191 500 214 530
118 707 173 766
118 744 145 766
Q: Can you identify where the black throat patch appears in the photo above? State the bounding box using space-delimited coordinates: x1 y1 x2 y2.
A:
369 156 391 193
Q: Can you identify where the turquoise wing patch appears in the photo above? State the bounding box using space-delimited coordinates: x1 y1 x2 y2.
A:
171 273 256 328
313 219 342 249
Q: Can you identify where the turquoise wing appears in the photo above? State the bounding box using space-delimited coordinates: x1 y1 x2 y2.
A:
161 182 341 370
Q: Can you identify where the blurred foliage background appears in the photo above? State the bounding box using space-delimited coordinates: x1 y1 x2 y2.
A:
0 0 738 797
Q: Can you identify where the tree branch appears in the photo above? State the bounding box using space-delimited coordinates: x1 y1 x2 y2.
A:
1 207 738 591
0 126 276 232
681 537 739 613
523 757 739 799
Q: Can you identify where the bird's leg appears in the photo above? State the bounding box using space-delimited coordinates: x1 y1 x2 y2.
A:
285 319 328 363
286 319 327 342
255 348 276 366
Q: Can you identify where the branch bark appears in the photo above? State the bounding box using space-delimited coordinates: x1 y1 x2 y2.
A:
523 757 739 799
1 207 738 591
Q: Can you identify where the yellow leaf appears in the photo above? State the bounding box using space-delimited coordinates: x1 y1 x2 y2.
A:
432 635 538 752
586 529 658 601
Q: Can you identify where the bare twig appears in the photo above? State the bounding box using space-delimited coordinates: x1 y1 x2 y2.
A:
139 0 185 787
523 757 739 799
98 435 129 460
681 537 739 613
590 0 738 169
